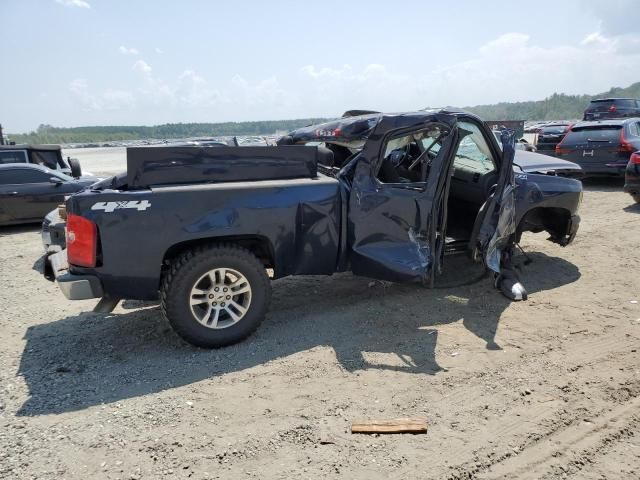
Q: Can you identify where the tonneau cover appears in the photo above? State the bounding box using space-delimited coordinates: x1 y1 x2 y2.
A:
127 145 318 188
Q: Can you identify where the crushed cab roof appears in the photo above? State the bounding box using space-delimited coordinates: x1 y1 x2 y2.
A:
281 109 469 145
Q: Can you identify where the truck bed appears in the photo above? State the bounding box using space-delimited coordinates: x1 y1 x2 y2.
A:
66 174 342 300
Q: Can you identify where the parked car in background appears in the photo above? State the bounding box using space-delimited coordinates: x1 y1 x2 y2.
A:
524 122 548 134
555 118 640 176
536 123 572 153
624 151 640 203
0 144 84 177
0 164 100 226
583 98 640 121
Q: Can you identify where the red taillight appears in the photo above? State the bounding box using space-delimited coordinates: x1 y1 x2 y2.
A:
630 152 640 165
619 129 635 153
67 214 97 267
555 147 571 155
555 124 573 155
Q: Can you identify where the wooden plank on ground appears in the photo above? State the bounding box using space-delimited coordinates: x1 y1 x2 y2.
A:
351 418 428 434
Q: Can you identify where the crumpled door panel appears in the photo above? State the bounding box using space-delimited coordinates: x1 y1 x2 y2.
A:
348 113 459 283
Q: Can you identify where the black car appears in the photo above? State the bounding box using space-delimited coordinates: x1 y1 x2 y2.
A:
0 164 100 226
536 123 572 153
624 151 640 203
583 98 640 121
554 118 640 176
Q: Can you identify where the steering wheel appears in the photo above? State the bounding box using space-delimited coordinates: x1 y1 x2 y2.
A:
388 148 408 168
407 148 437 172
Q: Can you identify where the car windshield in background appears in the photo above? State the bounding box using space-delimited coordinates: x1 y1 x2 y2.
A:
565 126 622 143
541 125 569 135
0 150 28 164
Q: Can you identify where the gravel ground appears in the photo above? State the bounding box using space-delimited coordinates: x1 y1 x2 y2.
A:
0 179 639 479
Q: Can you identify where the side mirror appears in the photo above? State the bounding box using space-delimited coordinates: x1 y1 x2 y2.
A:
49 176 64 186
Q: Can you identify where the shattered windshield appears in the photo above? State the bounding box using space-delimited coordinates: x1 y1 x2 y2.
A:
456 123 494 172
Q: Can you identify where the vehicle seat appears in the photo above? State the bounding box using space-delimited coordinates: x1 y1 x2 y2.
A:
378 156 402 183
317 146 335 167
325 144 352 168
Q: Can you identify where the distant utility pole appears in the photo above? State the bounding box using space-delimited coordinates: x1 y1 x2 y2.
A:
0 124 4 145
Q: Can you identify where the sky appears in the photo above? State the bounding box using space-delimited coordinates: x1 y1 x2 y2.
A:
1 0 639 132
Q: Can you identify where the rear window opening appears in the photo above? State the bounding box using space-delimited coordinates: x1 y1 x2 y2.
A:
564 125 622 143
588 99 637 109
540 125 570 135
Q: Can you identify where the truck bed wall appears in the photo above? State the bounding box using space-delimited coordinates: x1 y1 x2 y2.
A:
127 146 318 188
67 176 341 300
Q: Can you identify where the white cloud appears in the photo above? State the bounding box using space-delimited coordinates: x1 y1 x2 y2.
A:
132 60 152 73
155 48 163 55
55 0 90 8
63 25 640 125
68 78 134 111
175 70 223 106
119 46 139 55
586 0 638 37
297 30 640 114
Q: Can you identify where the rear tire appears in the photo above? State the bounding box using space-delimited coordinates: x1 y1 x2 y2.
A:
160 244 271 348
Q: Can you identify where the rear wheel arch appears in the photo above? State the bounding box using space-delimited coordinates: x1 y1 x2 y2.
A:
515 206 572 242
161 235 276 277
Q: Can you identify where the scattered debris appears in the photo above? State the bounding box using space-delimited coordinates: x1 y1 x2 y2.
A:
569 329 588 335
351 418 428 434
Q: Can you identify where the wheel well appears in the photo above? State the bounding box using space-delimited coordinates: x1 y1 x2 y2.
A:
515 207 571 242
162 236 275 270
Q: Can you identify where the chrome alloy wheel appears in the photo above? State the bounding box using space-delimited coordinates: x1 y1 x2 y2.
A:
189 268 252 329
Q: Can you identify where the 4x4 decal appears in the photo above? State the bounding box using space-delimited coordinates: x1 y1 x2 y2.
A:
91 200 151 213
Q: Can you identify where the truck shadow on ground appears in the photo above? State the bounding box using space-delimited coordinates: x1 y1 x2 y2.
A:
581 176 624 193
0 224 41 237
16 252 580 416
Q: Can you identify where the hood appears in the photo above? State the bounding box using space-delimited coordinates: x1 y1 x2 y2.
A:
513 150 582 175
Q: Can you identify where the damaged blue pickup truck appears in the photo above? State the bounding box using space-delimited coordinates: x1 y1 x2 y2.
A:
42 110 582 348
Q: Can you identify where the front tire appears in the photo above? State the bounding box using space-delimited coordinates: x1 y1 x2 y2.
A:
160 244 271 348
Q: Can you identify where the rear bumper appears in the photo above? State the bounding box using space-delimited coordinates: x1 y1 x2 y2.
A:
554 157 626 176
624 172 639 194
42 208 67 251
44 249 103 300
580 164 625 177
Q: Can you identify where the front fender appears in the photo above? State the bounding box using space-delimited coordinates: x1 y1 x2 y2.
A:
514 172 582 245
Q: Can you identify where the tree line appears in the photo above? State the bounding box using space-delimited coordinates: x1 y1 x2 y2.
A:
9 118 332 144
464 82 640 121
7 82 639 144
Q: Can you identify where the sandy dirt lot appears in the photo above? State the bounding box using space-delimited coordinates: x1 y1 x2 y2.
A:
63 147 127 176
1 180 639 479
